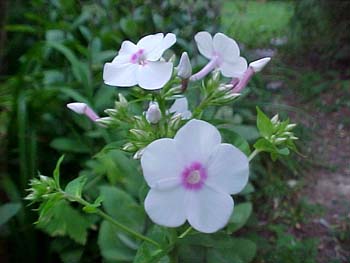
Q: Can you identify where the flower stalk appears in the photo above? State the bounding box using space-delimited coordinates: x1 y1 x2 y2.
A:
61 191 161 248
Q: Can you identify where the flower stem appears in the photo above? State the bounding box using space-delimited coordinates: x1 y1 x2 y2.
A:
62 192 160 248
248 149 260 162
178 226 192 239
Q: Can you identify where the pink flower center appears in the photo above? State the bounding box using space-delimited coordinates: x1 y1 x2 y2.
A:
181 162 207 190
130 49 147 65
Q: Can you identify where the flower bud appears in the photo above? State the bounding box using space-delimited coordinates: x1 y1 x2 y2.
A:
271 114 279 124
122 142 137 152
67 103 87 114
118 93 128 107
177 52 192 79
146 102 162 124
286 123 297 131
130 129 148 140
95 117 113 126
249 57 271 73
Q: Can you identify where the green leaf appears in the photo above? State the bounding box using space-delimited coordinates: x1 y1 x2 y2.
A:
100 186 145 233
0 203 21 226
53 155 65 189
98 220 136 262
37 199 90 245
134 226 174 263
179 233 256 263
227 202 253 233
256 107 274 138
254 138 276 153
46 41 89 86
83 196 103 213
50 137 90 153
207 238 256 263
220 128 251 156
65 175 87 198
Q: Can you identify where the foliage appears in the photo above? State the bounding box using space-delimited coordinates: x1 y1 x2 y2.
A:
288 0 350 65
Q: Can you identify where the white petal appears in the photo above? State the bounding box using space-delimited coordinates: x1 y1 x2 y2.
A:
103 63 138 87
219 56 248 78
137 33 164 60
194 31 214 60
141 138 184 190
67 102 87 114
249 57 271 73
169 97 188 114
187 186 233 233
213 33 240 62
206 143 249 195
136 61 173 90
112 40 138 64
174 119 221 164
147 33 176 61
145 187 187 227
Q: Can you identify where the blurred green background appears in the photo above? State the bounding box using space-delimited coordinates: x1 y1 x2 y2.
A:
0 0 349 262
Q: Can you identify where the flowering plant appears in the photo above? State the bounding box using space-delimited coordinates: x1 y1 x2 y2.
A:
27 32 298 262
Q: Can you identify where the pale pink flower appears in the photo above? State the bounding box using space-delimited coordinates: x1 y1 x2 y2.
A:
103 33 176 90
141 119 249 233
191 32 247 81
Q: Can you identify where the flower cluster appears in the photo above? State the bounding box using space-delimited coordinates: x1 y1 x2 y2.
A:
64 31 279 233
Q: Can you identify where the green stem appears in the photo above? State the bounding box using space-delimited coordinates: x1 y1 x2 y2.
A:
248 149 260 162
178 226 192 239
63 192 160 248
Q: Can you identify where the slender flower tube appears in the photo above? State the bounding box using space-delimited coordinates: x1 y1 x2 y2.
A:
231 57 271 93
67 102 99 121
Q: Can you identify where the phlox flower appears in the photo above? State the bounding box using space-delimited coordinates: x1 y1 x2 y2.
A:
169 97 192 120
191 32 247 81
141 119 249 233
103 33 176 90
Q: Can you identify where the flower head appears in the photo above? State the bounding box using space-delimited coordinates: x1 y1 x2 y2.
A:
141 119 249 233
168 97 192 120
191 32 247 81
103 33 176 90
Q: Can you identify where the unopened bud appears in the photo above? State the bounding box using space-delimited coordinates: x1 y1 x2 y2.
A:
67 102 87 114
249 57 271 73
218 83 234 92
130 129 148 140
286 123 297 130
275 138 287 143
145 102 162 124
104 109 118 116
122 142 136 152
133 148 145 159
118 93 128 106
95 117 113 126
271 114 279 124
177 52 192 79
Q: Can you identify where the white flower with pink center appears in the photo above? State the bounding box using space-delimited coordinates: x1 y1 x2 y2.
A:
103 33 176 90
141 119 249 233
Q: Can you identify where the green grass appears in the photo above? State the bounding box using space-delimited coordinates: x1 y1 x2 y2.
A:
221 0 294 47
